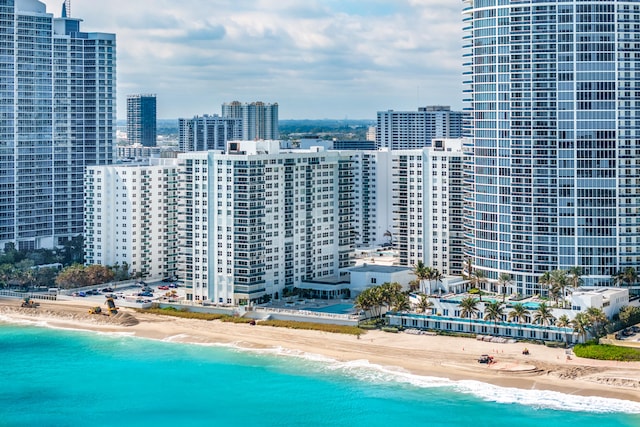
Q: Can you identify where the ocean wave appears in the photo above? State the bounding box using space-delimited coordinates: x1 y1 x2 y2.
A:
247 349 640 415
320 358 640 414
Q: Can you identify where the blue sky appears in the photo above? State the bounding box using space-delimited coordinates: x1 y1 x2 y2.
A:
41 0 464 120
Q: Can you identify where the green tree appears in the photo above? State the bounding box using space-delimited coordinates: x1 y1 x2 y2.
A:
414 294 433 314
571 312 591 343
614 267 638 288
413 261 429 294
567 266 583 294
497 273 513 301
585 307 607 338
390 293 410 312
555 314 571 345
85 264 115 286
459 296 480 320
508 303 530 324
55 264 89 289
532 302 555 326
483 301 505 325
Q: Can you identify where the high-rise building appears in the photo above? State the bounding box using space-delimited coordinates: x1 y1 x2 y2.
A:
84 160 179 279
376 106 465 150
178 115 241 152
177 141 355 304
354 140 466 275
127 94 157 147
221 101 279 141
0 1 115 250
463 0 640 293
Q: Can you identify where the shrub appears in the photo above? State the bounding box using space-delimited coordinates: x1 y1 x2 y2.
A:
259 320 364 335
219 316 255 324
137 307 227 321
359 324 378 330
573 343 640 361
382 327 398 333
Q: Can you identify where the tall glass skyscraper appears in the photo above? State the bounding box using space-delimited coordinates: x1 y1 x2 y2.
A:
0 1 115 250
463 0 640 293
127 94 157 147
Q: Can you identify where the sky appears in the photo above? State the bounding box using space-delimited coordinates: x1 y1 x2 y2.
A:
40 0 465 120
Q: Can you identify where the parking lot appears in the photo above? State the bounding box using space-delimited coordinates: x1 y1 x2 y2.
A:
63 280 186 306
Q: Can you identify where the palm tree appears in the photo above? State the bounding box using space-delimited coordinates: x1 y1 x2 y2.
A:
571 312 591 343
508 302 530 339
459 296 480 321
508 303 530 324
413 261 429 294
408 279 420 293
555 314 571 346
567 266 583 294
538 271 552 298
391 293 410 312
585 307 607 338
484 301 505 326
615 267 638 288
431 268 443 295
533 302 555 326
469 270 486 301
550 269 568 304
497 273 513 301
415 294 433 314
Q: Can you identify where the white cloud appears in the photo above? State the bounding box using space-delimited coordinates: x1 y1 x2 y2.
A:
40 0 464 119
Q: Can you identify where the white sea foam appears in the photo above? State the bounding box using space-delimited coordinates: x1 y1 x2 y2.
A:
245 348 640 415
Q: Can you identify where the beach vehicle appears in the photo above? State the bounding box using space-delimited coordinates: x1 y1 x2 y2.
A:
88 298 118 316
478 355 493 364
21 297 39 308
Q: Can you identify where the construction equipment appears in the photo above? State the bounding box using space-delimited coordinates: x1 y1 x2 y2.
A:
88 298 118 316
21 297 39 308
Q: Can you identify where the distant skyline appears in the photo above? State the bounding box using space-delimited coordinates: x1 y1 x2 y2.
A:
41 0 464 120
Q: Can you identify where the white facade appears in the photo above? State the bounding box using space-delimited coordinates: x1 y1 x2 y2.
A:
355 140 466 275
349 265 413 296
84 160 179 279
177 141 355 304
221 101 279 141
569 288 629 319
376 106 464 150
178 114 242 152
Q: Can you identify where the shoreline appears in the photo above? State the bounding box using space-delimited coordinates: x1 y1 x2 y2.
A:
2 298 640 406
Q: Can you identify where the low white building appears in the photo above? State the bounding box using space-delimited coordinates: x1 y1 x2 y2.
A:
348 264 413 296
390 287 631 344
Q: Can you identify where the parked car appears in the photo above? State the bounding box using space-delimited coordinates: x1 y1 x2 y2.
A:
158 285 169 290
168 283 178 288
102 287 114 293
138 291 153 297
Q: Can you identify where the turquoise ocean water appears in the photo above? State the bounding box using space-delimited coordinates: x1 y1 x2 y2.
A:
1 319 640 427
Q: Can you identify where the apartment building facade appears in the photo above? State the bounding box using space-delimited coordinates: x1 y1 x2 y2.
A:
177 141 355 304
84 160 179 279
178 115 241 152
0 1 115 250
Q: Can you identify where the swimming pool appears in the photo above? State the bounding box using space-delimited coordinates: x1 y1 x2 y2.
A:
522 302 541 310
307 303 355 315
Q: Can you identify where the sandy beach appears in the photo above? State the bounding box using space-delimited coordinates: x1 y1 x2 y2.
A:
2 298 640 403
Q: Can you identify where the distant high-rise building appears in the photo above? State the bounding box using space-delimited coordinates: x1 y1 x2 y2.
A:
376 106 464 150
464 0 640 293
222 101 279 141
178 115 241 152
0 1 115 250
127 94 157 147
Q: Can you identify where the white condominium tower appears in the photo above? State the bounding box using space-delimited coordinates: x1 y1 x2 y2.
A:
178 115 241 152
221 101 279 141
355 140 466 275
178 141 355 304
376 106 465 150
464 0 640 293
84 160 179 279
0 1 115 250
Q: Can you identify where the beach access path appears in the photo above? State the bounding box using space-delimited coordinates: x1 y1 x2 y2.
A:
1 298 640 403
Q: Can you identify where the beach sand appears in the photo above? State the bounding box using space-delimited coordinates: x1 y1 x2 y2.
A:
2 298 640 403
